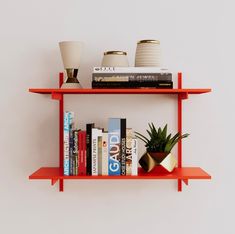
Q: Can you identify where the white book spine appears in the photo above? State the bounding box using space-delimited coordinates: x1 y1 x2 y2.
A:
93 67 169 73
98 136 103 175
102 132 108 175
92 128 102 176
126 128 133 176
131 138 138 176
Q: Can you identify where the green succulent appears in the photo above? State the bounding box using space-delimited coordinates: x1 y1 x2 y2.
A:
135 123 189 153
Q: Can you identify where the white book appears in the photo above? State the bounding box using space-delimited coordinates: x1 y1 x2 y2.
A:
126 128 133 176
63 111 74 176
92 128 102 176
131 138 138 176
98 136 102 175
101 132 108 175
93 67 169 74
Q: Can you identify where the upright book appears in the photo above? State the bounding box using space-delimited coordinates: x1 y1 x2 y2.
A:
91 128 102 176
131 137 138 176
101 132 108 175
79 131 86 175
63 111 74 176
72 130 79 176
120 119 126 175
126 128 132 176
86 123 95 175
108 118 121 175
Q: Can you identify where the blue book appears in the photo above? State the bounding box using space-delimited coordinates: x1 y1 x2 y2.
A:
108 118 121 175
64 112 74 175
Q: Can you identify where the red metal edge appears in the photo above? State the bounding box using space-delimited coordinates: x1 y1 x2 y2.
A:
59 73 64 192
28 88 211 95
29 167 211 180
178 72 183 191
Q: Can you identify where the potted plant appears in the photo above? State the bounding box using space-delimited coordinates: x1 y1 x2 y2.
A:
135 123 189 173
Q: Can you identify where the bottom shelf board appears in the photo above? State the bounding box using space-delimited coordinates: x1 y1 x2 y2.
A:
29 167 211 180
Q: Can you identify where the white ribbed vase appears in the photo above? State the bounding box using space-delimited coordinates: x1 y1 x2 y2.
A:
135 40 161 67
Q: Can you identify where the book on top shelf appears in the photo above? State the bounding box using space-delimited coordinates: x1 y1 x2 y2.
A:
93 67 169 73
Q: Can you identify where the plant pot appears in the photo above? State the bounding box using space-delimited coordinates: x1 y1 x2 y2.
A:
148 152 168 164
139 152 177 173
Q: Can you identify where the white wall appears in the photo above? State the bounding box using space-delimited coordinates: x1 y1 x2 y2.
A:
1 0 234 233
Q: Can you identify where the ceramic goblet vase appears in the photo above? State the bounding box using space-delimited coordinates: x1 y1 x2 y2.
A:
59 41 83 88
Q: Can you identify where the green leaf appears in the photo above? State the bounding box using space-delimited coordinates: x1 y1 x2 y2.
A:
162 124 167 140
135 132 149 143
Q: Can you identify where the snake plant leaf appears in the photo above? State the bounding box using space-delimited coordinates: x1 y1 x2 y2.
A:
166 133 171 142
162 124 167 140
135 132 149 144
170 132 180 142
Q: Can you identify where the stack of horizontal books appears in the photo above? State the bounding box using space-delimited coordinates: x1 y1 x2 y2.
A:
92 67 173 89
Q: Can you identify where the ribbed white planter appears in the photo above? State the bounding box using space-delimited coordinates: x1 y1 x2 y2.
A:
135 40 161 67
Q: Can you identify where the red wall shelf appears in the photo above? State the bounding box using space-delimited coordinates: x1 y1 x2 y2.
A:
29 88 211 100
30 167 211 180
28 72 212 192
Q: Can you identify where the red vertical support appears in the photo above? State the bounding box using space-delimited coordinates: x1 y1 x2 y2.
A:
178 72 182 192
59 72 64 192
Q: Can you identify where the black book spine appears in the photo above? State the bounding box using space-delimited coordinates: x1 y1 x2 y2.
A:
86 123 95 175
92 73 172 82
92 81 173 89
120 119 126 175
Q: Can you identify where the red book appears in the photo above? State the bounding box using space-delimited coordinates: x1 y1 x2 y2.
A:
79 131 86 175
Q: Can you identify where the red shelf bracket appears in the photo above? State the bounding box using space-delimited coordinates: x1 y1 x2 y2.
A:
59 179 64 192
182 179 189 186
51 178 59 186
51 92 62 100
180 92 189 100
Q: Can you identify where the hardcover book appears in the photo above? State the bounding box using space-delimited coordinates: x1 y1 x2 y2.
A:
92 128 102 176
69 128 74 175
64 111 74 176
98 135 103 175
92 81 173 89
126 128 132 175
120 119 126 175
131 137 138 176
72 130 79 176
101 132 108 175
79 131 86 175
93 67 169 73
86 123 95 175
92 73 172 82
108 118 121 175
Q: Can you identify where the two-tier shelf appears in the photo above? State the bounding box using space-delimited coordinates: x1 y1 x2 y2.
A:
29 72 212 192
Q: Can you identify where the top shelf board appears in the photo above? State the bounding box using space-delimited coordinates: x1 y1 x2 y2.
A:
29 88 211 95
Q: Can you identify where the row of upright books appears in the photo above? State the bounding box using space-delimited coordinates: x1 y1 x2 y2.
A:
64 112 138 176
92 67 173 89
